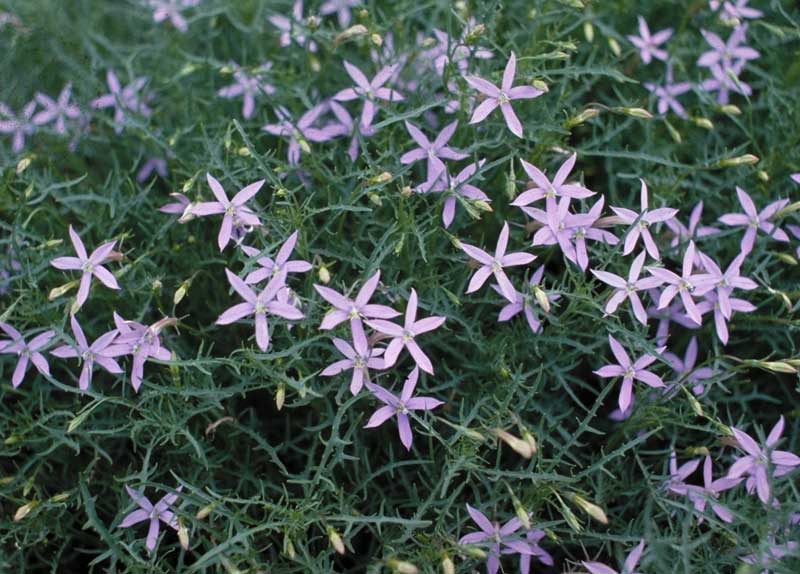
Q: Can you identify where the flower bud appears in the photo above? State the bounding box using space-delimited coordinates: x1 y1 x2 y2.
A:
717 154 759 167
465 24 485 44
178 519 190 550
369 171 392 185
492 429 534 459
720 104 741 115
368 193 383 207
608 37 621 56
328 527 345 554
285 537 296 559
757 361 797 374
509 491 531 529
775 253 797 265
307 15 320 29
387 559 419 574
370 33 383 47
298 138 311 154
665 121 682 144
196 502 216 520
619 107 653 119
183 172 198 192
687 393 704 417
571 494 609 524
14 500 38 522
16 156 32 174
462 546 487 560
692 117 714 130
174 278 192 305
533 286 550 313
473 200 493 213
565 108 600 128
318 265 331 284
583 21 594 42
441 554 455 574
335 24 369 45
276 384 286 411
686 446 711 457
49 280 78 301
532 79 549 93
522 430 538 455
50 492 70 503
237 146 251 157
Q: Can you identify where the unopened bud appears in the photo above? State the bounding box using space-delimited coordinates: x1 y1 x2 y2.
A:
370 171 392 185
720 104 741 115
566 108 600 128
608 37 621 56
358 8 369 19
509 492 531 529
757 170 769 182
692 117 714 130
318 265 331 284
174 278 192 305
686 446 711 457
665 120 682 144
400 185 412 197
368 193 383 207
50 492 70 503
306 15 320 29
441 554 455 574
687 393 704 417
328 527 345 554
49 280 78 301
298 139 311 154
532 79 549 93
757 361 797 374
178 519 190 550
533 286 550 313
583 21 594 42
220 65 234 74
276 384 285 411
776 253 797 265
718 154 759 167
571 494 609 524
370 33 383 47
522 430 538 455
285 537 296 559
387 559 419 574
4 434 21 445
492 429 534 459
16 156 32 174
237 146 251 157
183 172 198 192
14 500 38 522
619 107 653 119
196 503 216 520
465 24 486 44
473 200 493 213
463 546 487 560
335 24 368 45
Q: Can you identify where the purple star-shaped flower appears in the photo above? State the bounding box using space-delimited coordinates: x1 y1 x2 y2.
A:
718 187 789 254
416 160 489 228
727 416 800 504
591 250 663 325
217 62 276 120
698 25 759 70
662 336 713 396
511 153 594 208
333 61 403 128
627 16 672 64
216 269 303 352
465 52 543 138
149 0 200 32
519 529 555 573
50 225 121 310
458 504 534 574
696 290 755 345
701 60 751 104
321 321 384 395
319 0 360 27
496 266 559 334
366 288 445 374
33 83 81 135
118 484 183 553
647 241 715 325
240 230 312 284
643 65 692 118
107 314 175 392
711 0 763 20
583 539 645 574
364 367 443 450
50 315 122 391
594 334 665 412
262 103 340 166
0 324 54 388
137 157 169 182
400 120 467 183
91 70 152 134
0 100 37 153
568 196 619 271
611 179 678 260
665 201 719 256
698 251 757 318
686 455 742 523
329 101 376 162
459 221 536 302
192 174 263 251
268 0 317 52
525 197 586 268
314 270 399 331
665 451 701 497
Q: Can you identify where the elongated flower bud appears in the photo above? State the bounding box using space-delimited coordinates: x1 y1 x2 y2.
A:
178 519 190 550
717 154 759 167
196 502 216 520
492 429 534 459
441 554 455 574
328 527 345 555
570 494 608 524
387 559 419 574
14 500 38 522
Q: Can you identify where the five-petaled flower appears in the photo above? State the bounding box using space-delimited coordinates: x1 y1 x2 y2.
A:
240 230 312 285
216 269 303 352
0 100 37 153
149 0 200 33
0 324 54 388
511 153 594 208
50 225 121 311
662 336 713 396
118 484 184 553
216 62 276 120
193 173 264 251
594 334 665 412
321 321 385 395
591 250 663 325
314 270 399 331
91 69 152 134
107 314 176 392
416 160 490 229
333 61 403 128
50 315 122 391
643 65 692 118
726 416 800 504
400 120 467 183
459 221 536 303
718 187 789 254
465 52 543 138
611 179 678 260
33 83 81 134
495 266 558 334
647 241 715 325
319 0 360 27
268 0 317 52
458 504 535 574
366 288 445 374
583 539 646 574
364 366 443 450
627 16 672 64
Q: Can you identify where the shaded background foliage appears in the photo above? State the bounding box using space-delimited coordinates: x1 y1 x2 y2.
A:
1 0 799 572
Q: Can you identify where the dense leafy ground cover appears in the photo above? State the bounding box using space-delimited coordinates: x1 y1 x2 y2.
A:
1 1 799 572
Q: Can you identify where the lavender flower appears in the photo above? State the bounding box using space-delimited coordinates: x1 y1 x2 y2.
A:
217 62 276 120
319 0 360 27
364 367 443 450
50 225 121 310
627 16 672 64
400 120 467 183
665 451 701 497
262 103 341 165
416 160 490 228
366 288 445 374
465 52 543 138
611 179 678 260
321 321 384 395
0 324 55 388
0 100 37 153
268 0 317 52
314 270 399 331
701 60 752 104
643 65 692 118
118 484 183 553
718 187 789 254
459 221 536 302
591 251 663 326
108 314 175 392
137 157 168 182
647 241 715 325
568 196 619 271
594 334 665 412
158 193 194 220
333 61 403 128
510 153 594 207
32 84 81 134
686 455 741 523
711 0 763 21
91 69 152 134
526 197 580 265
192 174 263 251
149 0 200 33
519 529 555 573
328 101 375 161
50 315 122 391
665 201 719 255
698 25 759 70
458 504 533 574
583 540 645 574
698 251 757 319
495 266 558 334
696 290 755 344
727 416 800 504
240 230 311 284
662 336 713 395
216 269 302 352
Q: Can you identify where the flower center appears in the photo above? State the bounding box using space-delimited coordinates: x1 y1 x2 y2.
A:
402 329 414 342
